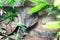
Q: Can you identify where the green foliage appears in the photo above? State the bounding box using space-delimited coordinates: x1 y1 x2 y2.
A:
53 31 60 40
46 12 60 30
5 0 20 8
15 22 26 29
28 3 47 14
2 8 17 24
0 0 20 7
53 0 60 10
43 0 60 31
28 0 48 14
0 0 4 7
30 0 47 4
43 21 60 30
6 0 15 8
57 31 60 37
0 0 26 8
53 0 60 7
56 14 60 19
0 0 26 39
21 0 25 6
0 0 60 39
0 28 6 33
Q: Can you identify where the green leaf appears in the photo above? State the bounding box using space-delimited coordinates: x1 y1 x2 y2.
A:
5 0 14 7
53 0 60 7
6 0 12 3
5 18 11 24
0 28 6 33
5 0 20 7
14 0 20 4
0 0 5 7
57 20 60 25
28 3 47 14
57 31 60 36
0 0 20 7
14 22 26 29
56 14 60 19
5 0 14 8
30 0 47 4
21 0 25 6
9 0 15 8
43 21 60 30
2 8 17 24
